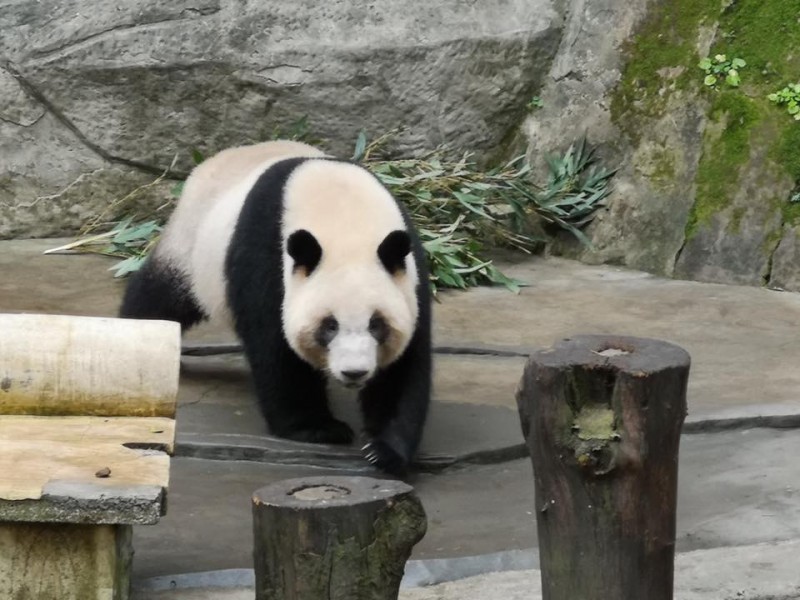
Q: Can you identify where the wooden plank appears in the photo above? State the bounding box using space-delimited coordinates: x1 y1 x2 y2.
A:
0 313 180 417
0 416 174 502
0 523 132 600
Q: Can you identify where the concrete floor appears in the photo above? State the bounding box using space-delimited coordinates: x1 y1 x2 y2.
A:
130 428 800 579
2 238 800 598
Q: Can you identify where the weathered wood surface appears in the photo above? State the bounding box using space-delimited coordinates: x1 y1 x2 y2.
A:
0 522 132 600
253 476 427 600
0 415 174 523
0 313 180 417
516 335 690 600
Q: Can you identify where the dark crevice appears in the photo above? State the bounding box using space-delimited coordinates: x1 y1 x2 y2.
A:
2 60 187 179
173 411 800 471
180 343 531 359
123 441 172 453
762 190 795 289
673 233 688 272
0 110 46 128
762 237 780 288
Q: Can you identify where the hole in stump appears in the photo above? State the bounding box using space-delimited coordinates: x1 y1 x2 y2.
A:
289 484 351 501
594 347 631 357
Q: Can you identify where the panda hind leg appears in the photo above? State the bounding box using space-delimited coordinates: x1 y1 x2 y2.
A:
119 256 206 331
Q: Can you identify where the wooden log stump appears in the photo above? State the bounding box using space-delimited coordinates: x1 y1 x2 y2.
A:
252 476 427 600
516 335 690 600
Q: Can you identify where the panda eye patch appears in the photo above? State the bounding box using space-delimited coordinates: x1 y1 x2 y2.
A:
315 316 339 347
369 313 389 344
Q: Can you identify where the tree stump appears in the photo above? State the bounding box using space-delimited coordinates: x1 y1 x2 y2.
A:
252 476 426 600
516 335 690 600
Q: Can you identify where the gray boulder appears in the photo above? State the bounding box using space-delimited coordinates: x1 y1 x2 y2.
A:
1 0 561 238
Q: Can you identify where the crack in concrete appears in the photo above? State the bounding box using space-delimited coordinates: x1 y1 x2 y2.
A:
683 413 800 434
6 168 103 210
174 414 800 473
0 110 46 128
1 60 187 179
27 6 222 64
258 64 312 72
180 343 531 358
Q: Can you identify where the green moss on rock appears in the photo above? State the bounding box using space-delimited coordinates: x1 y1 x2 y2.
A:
782 199 800 228
650 147 678 187
614 0 800 243
714 0 800 85
684 92 759 238
610 0 719 137
776 126 800 183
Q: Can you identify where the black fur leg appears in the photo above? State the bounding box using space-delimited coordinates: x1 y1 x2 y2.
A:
119 256 206 331
234 319 353 445
360 324 432 475
360 204 432 476
362 439 407 477
225 158 353 446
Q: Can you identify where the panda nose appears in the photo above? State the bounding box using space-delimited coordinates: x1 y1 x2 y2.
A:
342 369 368 382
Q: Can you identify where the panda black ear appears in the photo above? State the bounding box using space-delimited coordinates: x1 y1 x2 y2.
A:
378 230 411 275
287 229 322 275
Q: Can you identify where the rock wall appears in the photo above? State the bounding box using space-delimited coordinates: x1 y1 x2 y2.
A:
0 0 561 238
527 0 800 292
4 0 798 293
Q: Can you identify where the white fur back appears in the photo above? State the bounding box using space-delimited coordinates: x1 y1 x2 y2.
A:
155 141 325 322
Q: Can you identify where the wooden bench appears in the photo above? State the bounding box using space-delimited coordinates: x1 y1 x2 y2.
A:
0 313 180 600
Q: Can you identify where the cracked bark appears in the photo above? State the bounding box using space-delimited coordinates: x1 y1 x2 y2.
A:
252 476 426 600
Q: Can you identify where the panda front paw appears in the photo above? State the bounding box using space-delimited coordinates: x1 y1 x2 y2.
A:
278 419 354 445
362 439 409 476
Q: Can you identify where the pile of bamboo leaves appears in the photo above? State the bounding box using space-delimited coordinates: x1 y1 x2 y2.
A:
49 128 615 294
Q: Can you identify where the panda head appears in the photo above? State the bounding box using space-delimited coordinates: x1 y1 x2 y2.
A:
283 228 417 388
280 160 419 389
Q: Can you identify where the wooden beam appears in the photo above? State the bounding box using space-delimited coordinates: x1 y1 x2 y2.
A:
0 314 180 418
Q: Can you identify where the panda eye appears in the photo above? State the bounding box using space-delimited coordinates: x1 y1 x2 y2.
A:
315 316 339 347
322 317 338 332
369 314 389 344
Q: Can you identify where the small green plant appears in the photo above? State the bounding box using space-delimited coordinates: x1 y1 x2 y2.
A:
536 139 617 246
526 96 544 111
698 54 746 89
768 84 800 121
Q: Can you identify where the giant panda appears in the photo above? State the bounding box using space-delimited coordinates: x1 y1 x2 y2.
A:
120 140 431 474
